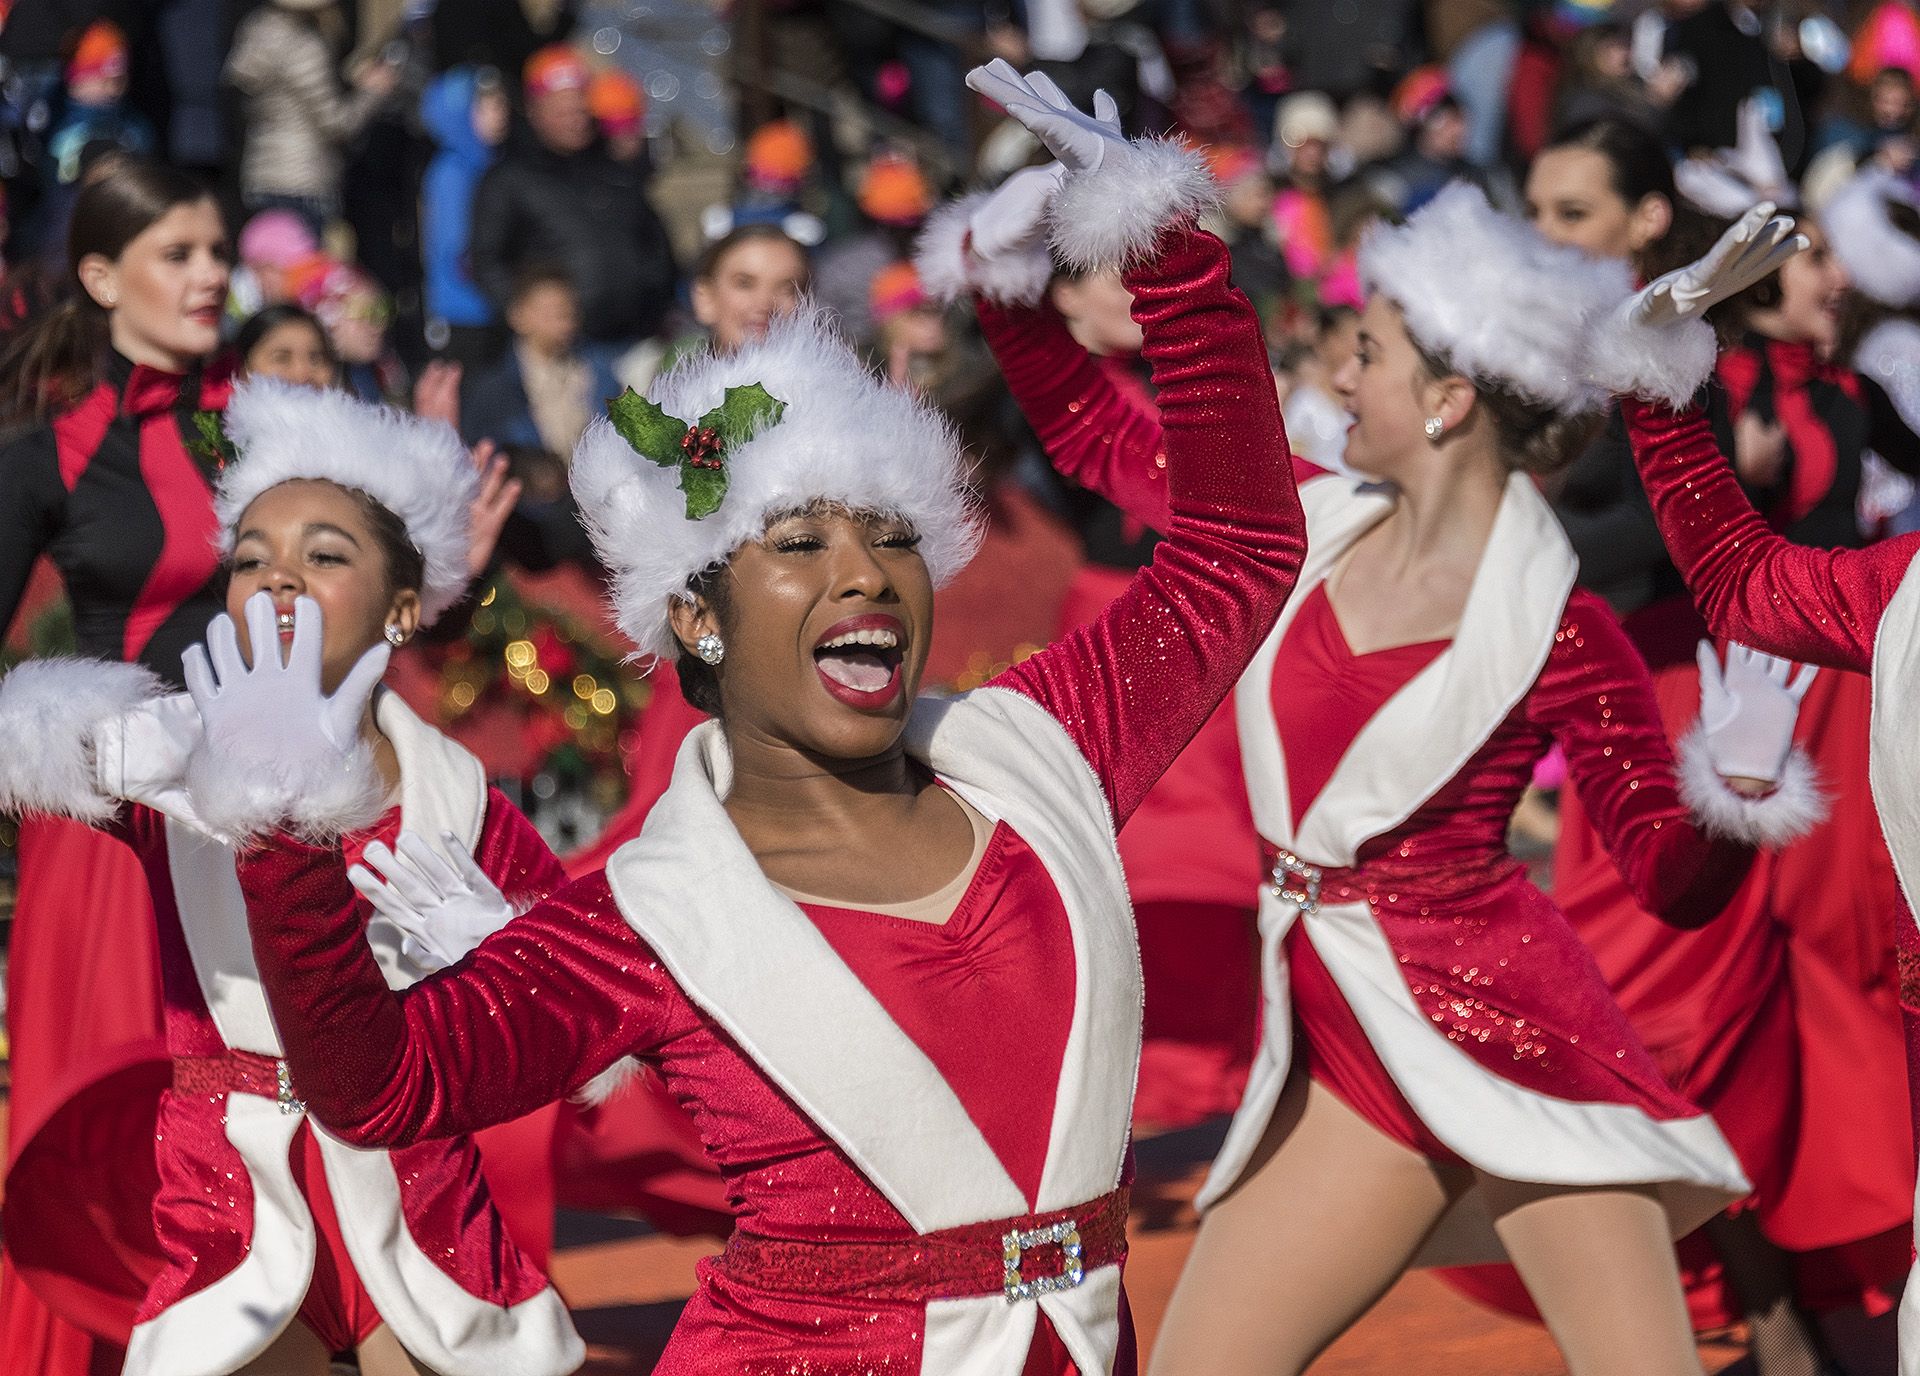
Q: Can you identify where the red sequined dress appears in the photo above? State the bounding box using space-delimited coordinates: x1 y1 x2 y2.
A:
0 689 581 1374
226 224 1307 1375
1623 395 1920 1365
977 294 1790 1260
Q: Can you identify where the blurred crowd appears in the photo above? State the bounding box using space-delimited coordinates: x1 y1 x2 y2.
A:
2 0 1920 829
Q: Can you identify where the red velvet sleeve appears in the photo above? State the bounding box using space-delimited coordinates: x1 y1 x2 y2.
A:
995 227 1306 828
1624 396 1920 672
476 786 569 907
236 839 682 1148
1531 589 1754 927
976 295 1174 532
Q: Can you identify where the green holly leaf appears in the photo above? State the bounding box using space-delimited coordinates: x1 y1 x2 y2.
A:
697 383 786 451
187 410 236 468
607 388 688 468
680 464 728 520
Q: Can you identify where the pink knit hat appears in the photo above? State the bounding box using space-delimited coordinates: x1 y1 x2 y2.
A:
238 210 319 271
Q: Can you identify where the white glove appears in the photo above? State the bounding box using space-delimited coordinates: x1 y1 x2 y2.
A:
1627 202 1805 329
351 829 514 973
1696 640 1817 783
181 593 389 828
965 60 1129 175
968 162 1066 263
1730 97 1790 199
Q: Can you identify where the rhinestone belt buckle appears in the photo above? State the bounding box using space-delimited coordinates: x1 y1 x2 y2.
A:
1002 1218 1084 1303
275 1059 306 1116
1270 849 1323 915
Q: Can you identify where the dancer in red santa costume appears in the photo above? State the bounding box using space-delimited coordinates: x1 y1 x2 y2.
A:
0 382 581 1375
172 74 1305 1375
1608 198 1920 1376
929 82 1822 1369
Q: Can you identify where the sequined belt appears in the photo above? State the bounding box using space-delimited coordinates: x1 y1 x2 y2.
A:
172 1050 306 1115
1260 842 1519 914
716 1187 1129 1304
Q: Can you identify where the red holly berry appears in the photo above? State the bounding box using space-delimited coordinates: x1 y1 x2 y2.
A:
681 426 724 469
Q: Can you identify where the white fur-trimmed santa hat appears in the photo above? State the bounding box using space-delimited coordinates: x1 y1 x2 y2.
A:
1359 181 1634 414
1824 167 1920 309
213 380 478 625
570 303 983 663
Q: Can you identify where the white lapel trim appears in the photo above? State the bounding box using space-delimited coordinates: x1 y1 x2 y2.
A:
606 720 1026 1232
1238 473 1576 866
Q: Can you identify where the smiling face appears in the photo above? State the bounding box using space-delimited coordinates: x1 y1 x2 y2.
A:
227 480 420 693
1749 219 1848 349
81 197 230 370
668 506 932 761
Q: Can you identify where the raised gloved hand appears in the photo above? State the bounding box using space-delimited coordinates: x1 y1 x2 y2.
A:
1627 202 1804 330
967 162 1066 264
352 829 514 974
966 60 1128 175
1729 97 1791 200
1696 641 1817 784
181 592 389 840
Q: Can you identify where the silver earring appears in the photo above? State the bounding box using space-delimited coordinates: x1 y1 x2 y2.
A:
1424 416 1444 441
695 633 725 665
384 624 406 647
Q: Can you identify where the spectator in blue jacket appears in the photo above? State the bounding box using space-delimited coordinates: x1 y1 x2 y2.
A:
421 66 510 367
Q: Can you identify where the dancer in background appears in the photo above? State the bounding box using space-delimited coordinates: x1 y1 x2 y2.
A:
935 95 1820 1367
1612 202 1920 1376
0 381 580 1375
174 80 1307 1372
1525 119 1913 1373
0 159 231 1376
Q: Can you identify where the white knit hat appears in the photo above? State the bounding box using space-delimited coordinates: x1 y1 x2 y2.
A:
213 380 479 625
1359 181 1634 415
1824 167 1920 309
570 303 983 663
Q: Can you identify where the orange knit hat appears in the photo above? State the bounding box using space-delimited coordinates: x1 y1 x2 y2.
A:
589 68 645 135
524 44 590 102
858 151 932 227
744 119 814 194
67 20 128 87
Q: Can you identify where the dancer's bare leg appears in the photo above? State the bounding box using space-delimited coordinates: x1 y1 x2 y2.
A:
1148 1071 1467 1376
234 1319 331 1375
1486 1175 1704 1376
359 1324 444 1376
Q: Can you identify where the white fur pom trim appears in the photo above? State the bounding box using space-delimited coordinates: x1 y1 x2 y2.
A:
1048 138 1219 273
0 658 164 822
1583 305 1720 410
1360 182 1628 414
915 193 1053 307
1676 726 1827 849
571 1055 645 1106
184 733 386 845
215 380 480 625
1824 168 1920 310
571 302 983 663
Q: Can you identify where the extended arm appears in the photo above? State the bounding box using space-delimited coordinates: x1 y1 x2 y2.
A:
1624 397 1920 671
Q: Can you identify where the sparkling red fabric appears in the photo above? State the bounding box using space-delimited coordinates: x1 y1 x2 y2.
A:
231 223 1305 1373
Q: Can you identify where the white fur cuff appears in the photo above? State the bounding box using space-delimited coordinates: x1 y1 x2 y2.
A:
1584 307 1720 410
1676 726 1827 848
572 1055 645 1106
184 734 386 846
1048 138 1218 273
0 658 164 822
915 194 1054 308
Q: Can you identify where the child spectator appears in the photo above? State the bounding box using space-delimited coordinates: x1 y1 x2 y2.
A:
421 66 511 367
289 254 404 402
225 209 319 328
869 260 947 390
46 22 152 187
234 303 340 389
461 264 621 456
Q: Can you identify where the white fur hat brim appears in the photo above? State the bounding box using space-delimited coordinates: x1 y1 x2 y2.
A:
214 380 479 625
1824 167 1920 310
1359 181 1632 414
570 303 984 663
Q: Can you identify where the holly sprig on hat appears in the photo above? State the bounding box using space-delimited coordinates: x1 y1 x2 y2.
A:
607 383 786 520
187 410 236 470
